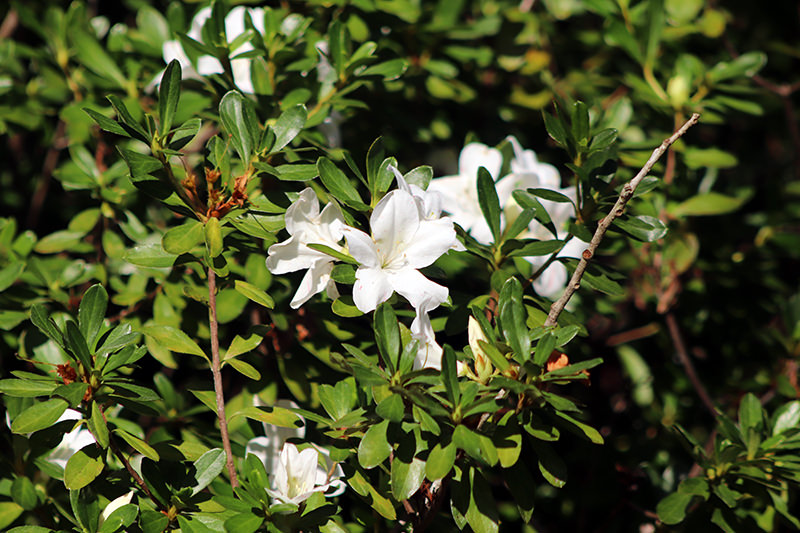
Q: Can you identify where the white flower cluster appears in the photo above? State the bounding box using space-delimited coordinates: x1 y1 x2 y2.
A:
428 138 585 298
266 170 463 370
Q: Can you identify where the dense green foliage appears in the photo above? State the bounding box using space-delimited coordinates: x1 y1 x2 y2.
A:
1 0 799 532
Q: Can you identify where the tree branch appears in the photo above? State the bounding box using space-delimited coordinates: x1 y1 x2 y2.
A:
665 312 718 417
543 113 701 327
208 266 239 488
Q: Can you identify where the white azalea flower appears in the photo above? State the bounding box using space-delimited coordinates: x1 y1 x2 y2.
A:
410 299 443 370
47 409 96 469
160 6 265 93
427 142 503 244
268 443 343 505
343 188 458 313
266 188 347 308
245 399 344 505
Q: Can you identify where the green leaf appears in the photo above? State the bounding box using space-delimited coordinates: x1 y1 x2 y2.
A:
97 504 138 533
555 411 604 444
219 90 259 164
88 401 109 448
140 510 169 533
270 105 307 153
526 187 574 204
7 527 52 533
78 284 108 349
162 220 203 255
366 137 387 198
590 128 618 151
53 383 89 408
391 453 426 501
707 51 767 83
772 401 800 435
0 501 24 530
657 492 693 525
671 193 745 216
65 321 93 371
227 358 262 380
233 280 274 309
84 108 130 137
426 441 456 481
11 398 69 434
64 446 105 490
346 468 396 520
465 468 499 533
614 215 668 242
192 448 226 496
317 157 365 209
124 244 177 268
158 59 182 136
376 394 405 423
476 166 501 243
543 109 568 147
30 304 65 348
442 345 460 405
645 0 665 69
107 96 149 142
0 379 58 397
118 149 172 200
738 392 763 433
113 428 159 461
359 58 408 80
0 262 25 292
532 441 567 488
374 303 400 374
533 332 556 366
72 30 127 89
678 478 710 499
204 217 223 258
238 405 303 428
494 416 523 468
140 325 207 360
453 425 498 466
358 419 391 469
683 147 738 169
498 277 531 362
11 477 37 511
570 101 590 145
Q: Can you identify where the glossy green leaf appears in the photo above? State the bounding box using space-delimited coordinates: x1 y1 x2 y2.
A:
0 379 58 397
317 157 365 209
532 441 567 488
657 492 693 525
11 398 69 434
672 193 745 216
233 280 274 309
738 392 763 433
88 401 109 448
614 215 668 242
11 477 37 511
113 429 159 461
374 303 399 373
426 441 456 481
442 345 460 405
161 220 203 255
772 401 800 435
376 394 405 423
158 59 181 136
498 277 531 362
358 419 391 469
707 51 767 83
192 448 226 496
64 446 105 490
124 244 177 268
270 104 307 153
476 166 501 243
78 284 108 348
219 90 259 164
227 358 261 380
140 325 207 360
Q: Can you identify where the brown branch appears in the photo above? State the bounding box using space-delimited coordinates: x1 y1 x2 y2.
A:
0 8 18 39
665 312 718 418
543 113 701 327
208 266 238 488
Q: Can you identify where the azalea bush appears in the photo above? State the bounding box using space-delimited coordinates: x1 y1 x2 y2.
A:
2 0 800 532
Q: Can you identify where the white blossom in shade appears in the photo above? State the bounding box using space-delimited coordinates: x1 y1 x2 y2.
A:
245 400 344 503
342 188 458 313
427 142 503 244
528 237 587 299
98 491 134 526
266 188 347 309
268 443 343 505
410 299 443 370
47 409 96 469
160 6 265 93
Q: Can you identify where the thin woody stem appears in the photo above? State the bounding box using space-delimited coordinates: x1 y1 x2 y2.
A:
208 267 239 488
665 312 719 417
543 113 701 327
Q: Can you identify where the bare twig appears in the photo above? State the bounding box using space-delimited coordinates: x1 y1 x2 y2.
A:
0 8 18 39
543 113 701 327
665 312 718 418
208 266 238 488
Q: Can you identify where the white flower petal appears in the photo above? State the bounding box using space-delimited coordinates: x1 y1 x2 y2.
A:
266 234 326 274
370 190 420 263
99 491 134 525
342 227 380 269
403 218 459 270
285 188 321 235
290 260 336 309
389 269 448 311
459 142 502 180
352 267 394 313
